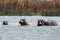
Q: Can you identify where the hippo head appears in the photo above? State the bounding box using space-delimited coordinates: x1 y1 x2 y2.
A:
19 19 25 23
19 19 28 25
3 21 8 25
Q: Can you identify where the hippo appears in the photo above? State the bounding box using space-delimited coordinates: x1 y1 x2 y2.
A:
3 21 8 25
19 19 28 26
37 19 57 26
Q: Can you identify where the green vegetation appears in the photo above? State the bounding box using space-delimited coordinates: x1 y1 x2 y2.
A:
0 0 60 16
0 10 60 16
42 10 60 16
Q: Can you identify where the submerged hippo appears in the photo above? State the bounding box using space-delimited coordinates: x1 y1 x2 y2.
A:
3 21 8 25
37 19 57 26
19 19 28 26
